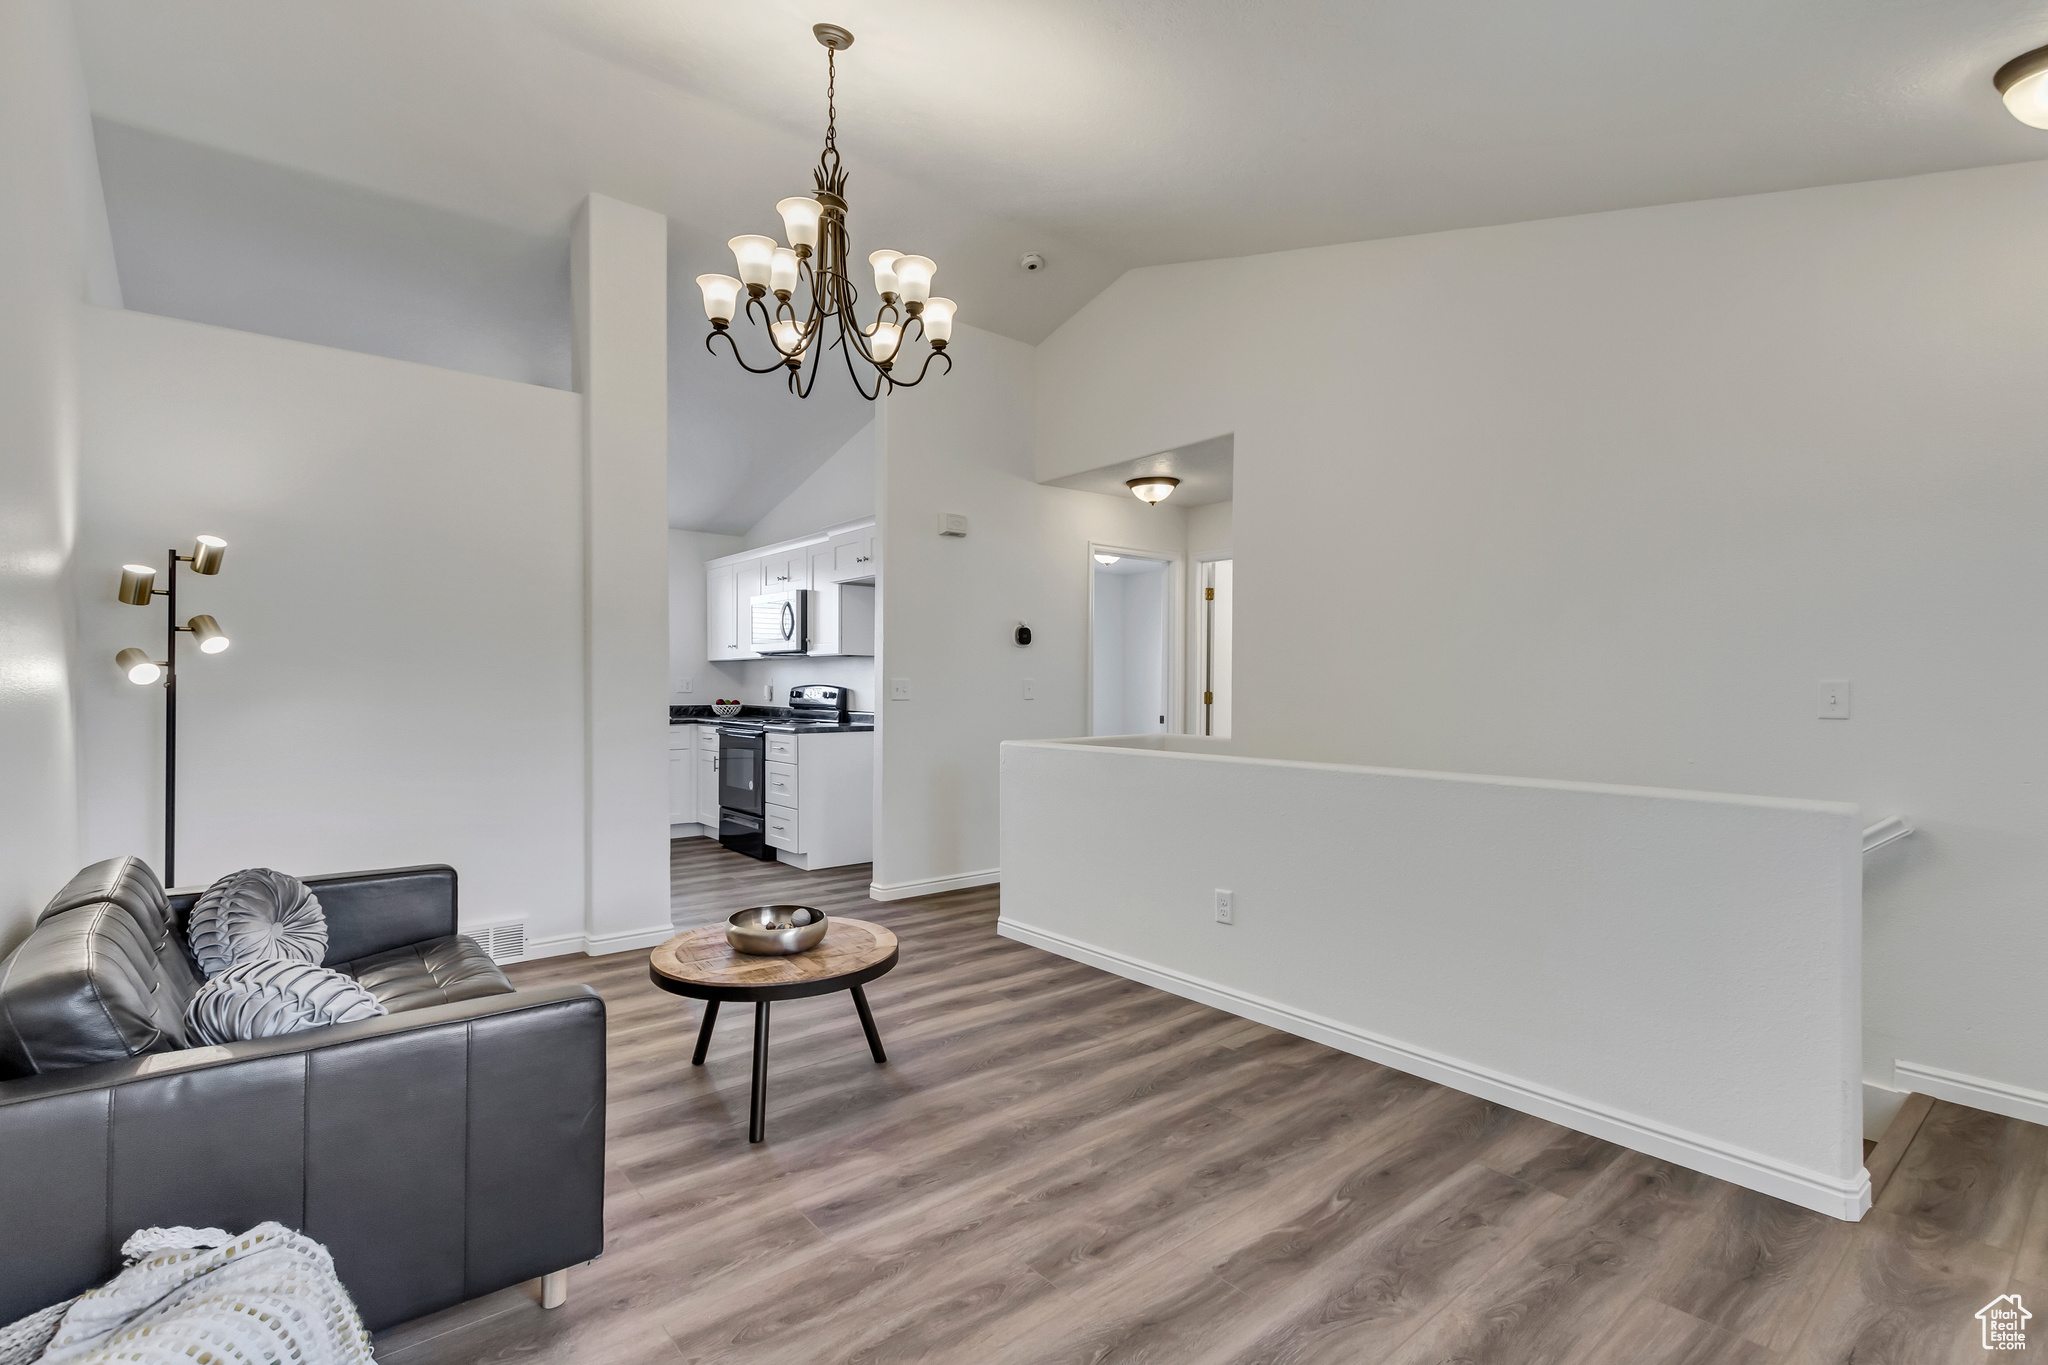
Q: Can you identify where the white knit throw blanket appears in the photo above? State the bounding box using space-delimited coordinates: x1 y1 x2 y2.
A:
1 1223 372 1365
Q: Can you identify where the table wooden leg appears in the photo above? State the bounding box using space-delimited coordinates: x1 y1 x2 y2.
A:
749 1000 770 1143
692 999 720 1066
851 984 887 1064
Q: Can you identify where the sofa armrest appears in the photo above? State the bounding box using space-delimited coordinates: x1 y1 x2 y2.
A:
170 864 460 966
0 983 604 1333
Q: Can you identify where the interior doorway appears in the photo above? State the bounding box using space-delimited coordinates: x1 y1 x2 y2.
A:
1090 549 1174 736
1199 559 1233 737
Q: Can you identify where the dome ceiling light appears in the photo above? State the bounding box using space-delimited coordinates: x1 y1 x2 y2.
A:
695 24 956 400
1996 44 2048 128
1127 476 1180 505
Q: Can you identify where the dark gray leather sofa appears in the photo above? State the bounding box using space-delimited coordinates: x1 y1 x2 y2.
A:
0 857 604 1333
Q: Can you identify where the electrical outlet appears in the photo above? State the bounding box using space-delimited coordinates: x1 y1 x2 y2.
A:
679 677 694 694
1214 889 1234 925
1022 678 1036 701
1818 679 1851 719
891 677 912 701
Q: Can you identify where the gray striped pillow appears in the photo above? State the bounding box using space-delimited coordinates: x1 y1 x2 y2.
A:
185 959 385 1045
187 868 327 978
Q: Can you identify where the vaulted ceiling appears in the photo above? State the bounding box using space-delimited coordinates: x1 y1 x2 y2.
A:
73 0 2048 529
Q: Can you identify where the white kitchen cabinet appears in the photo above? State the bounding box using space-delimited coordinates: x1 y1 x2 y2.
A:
827 527 878 583
668 725 697 823
806 576 875 657
697 744 719 826
731 557 763 658
707 564 737 661
757 730 872 870
759 550 810 593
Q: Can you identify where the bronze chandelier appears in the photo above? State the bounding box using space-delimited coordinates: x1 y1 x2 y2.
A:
694 23 955 400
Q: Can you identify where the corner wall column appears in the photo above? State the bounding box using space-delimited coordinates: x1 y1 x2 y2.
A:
570 194 673 954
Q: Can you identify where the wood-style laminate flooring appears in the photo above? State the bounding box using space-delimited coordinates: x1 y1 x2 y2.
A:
374 838 2048 1364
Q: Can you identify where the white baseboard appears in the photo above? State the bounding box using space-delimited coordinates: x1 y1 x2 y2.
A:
868 868 1000 901
669 822 712 839
1893 1060 2048 1128
999 917 1871 1222
522 922 676 961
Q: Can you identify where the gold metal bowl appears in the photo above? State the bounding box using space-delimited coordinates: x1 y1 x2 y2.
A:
726 905 828 956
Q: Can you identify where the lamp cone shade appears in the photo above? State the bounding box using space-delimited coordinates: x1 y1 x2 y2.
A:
191 536 226 574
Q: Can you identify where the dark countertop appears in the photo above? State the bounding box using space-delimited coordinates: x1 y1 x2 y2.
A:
670 705 873 734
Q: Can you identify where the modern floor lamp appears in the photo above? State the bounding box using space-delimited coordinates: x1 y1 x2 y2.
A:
116 534 231 886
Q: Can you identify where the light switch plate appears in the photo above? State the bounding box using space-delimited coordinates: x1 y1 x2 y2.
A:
891 678 912 700
1818 679 1851 719
1022 678 1036 701
678 677 694 694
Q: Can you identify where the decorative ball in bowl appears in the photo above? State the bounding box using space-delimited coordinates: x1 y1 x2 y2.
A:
726 905 828 956
711 700 743 717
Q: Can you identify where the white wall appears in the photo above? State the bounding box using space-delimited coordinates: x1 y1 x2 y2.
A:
1001 736 1867 1219
76 307 593 951
1089 568 1126 734
1187 500 1233 559
874 324 1187 895
741 420 874 550
571 195 673 953
668 527 744 704
1035 158 2048 1121
0 0 121 950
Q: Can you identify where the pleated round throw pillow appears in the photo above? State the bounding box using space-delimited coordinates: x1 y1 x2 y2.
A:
187 867 327 977
185 959 386 1045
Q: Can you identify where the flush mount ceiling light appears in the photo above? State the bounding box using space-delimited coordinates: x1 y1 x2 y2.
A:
1093 552 1121 565
1996 44 2048 128
695 24 956 400
1127 477 1180 505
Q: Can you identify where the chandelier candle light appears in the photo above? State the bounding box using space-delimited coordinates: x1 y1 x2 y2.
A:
116 534 232 885
696 23 956 399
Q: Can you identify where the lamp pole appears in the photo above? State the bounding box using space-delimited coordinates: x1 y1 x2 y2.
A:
164 547 178 886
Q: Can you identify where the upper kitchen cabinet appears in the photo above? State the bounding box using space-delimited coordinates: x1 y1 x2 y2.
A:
705 519 875 662
707 563 738 660
758 548 811 593
827 525 879 583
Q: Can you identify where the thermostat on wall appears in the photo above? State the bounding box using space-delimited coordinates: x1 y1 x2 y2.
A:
938 513 969 537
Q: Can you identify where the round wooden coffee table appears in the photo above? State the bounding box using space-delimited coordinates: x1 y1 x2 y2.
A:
648 917 899 1143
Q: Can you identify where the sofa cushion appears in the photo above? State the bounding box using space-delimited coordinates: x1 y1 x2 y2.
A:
336 935 513 1014
187 869 327 978
184 959 386 1045
0 903 190 1077
37 856 205 1006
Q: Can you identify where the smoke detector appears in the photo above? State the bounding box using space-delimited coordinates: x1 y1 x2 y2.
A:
1020 253 1046 273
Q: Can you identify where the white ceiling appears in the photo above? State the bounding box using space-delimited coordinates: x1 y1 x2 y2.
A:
71 0 2048 525
1047 434 1233 508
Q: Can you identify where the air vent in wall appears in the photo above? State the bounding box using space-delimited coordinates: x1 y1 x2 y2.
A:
471 919 527 963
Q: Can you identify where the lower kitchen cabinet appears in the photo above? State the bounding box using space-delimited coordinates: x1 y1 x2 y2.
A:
760 730 872 870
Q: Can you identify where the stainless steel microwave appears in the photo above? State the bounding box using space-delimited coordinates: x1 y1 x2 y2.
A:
750 589 809 655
